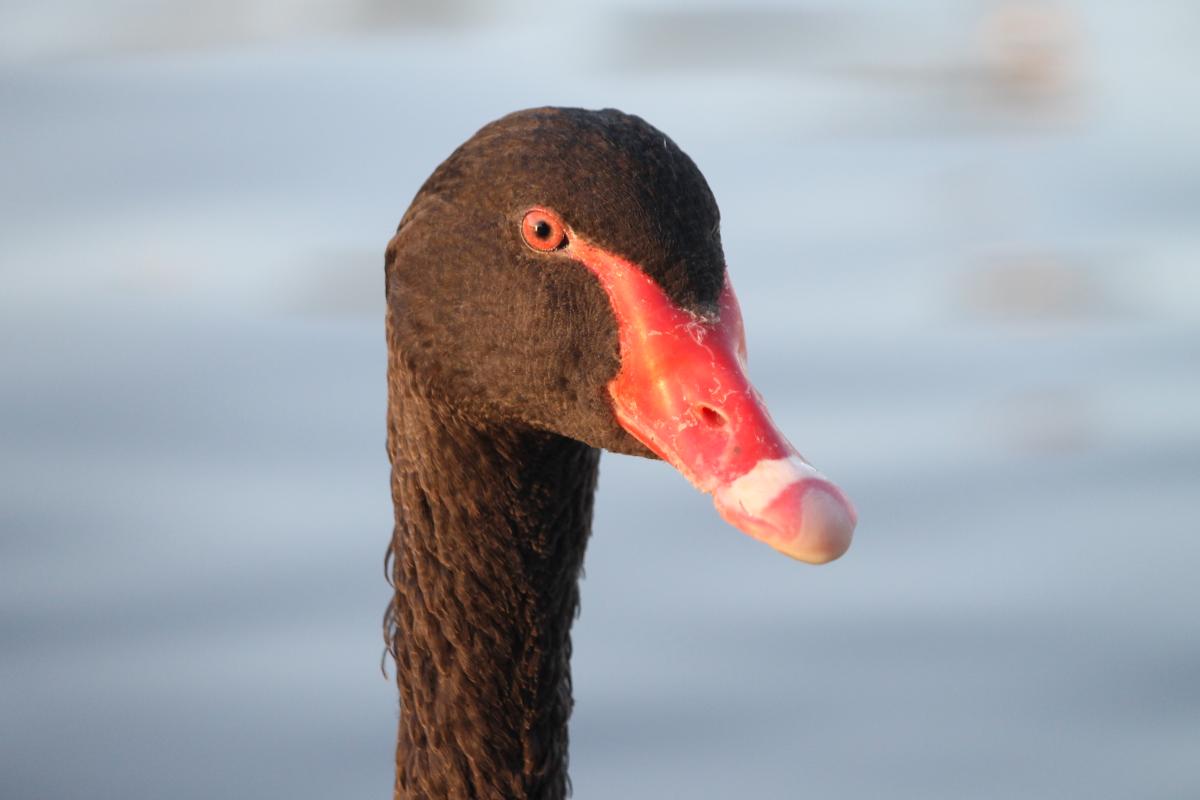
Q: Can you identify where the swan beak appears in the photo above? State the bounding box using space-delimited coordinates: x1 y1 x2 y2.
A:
569 237 856 563
602 268 855 563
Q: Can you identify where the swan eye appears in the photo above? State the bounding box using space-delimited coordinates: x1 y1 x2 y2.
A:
521 208 568 252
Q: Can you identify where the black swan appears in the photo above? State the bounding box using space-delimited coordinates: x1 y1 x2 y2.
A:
383 107 856 799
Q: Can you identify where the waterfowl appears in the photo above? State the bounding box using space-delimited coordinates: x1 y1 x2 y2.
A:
383 107 856 799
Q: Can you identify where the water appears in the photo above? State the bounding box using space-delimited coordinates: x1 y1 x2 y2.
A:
2 2 1198 797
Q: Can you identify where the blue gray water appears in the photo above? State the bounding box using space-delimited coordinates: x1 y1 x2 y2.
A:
2 2 1198 798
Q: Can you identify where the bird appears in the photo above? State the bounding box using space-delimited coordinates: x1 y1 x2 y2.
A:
382 107 856 800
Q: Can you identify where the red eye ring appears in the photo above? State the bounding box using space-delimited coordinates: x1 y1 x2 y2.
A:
521 207 568 252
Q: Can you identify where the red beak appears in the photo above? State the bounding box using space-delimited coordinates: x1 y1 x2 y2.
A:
572 239 857 564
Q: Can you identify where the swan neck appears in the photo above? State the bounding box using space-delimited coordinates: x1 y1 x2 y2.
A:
385 362 598 800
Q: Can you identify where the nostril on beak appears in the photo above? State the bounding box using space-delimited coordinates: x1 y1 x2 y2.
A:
695 404 727 428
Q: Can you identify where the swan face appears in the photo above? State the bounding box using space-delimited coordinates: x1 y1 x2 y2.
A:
386 106 723 456
386 107 855 563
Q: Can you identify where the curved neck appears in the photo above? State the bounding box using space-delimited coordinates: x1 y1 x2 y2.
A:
385 362 598 800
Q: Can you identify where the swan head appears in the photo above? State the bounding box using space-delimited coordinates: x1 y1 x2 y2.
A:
386 107 855 564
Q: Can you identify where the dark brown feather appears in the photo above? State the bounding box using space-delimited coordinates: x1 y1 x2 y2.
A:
384 107 727 799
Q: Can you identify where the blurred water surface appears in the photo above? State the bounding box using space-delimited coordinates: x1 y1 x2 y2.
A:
2 2 1199 798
